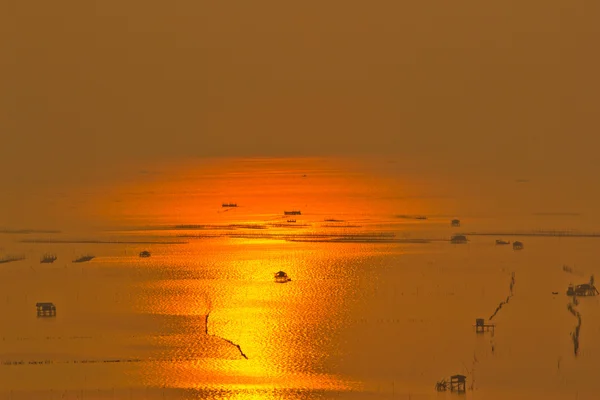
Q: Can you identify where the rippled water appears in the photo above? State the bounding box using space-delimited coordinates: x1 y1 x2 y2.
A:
1 160 599 399
1 216 599 400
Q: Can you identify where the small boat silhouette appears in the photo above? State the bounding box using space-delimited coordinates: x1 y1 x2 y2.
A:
139 251 151 258
73 255 95 263
40 254 57 263
450 235 467 244
274 271 291 283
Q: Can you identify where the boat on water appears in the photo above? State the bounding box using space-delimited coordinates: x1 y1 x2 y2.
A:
284 210 301 215
139 250 151 258
274 271 291 283
287 219 296 223
513 241 524 250
222 203 238 208
73 255 95 263
40 254 57 263
0 255 25 264
496 239 510 245
450 235 468 244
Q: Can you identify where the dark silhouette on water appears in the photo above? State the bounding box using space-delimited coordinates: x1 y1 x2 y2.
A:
567 301 582 356
73 255 95 263
450 234 467 244
436 375 467 393
566 276 595 356
274 271 291 283
489 273 515 321
284 210 301 215
40 254 57 263
204 312 248 359
474 318 495 333
36 302 56 317
0 255 25 264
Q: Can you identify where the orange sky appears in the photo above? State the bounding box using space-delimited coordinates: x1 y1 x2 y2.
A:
2 1 599 228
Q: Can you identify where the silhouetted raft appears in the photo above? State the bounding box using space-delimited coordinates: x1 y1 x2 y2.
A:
450 234 467 244
73 255 95 263
274 271 291 283
36 302 56 317
40 254 57 263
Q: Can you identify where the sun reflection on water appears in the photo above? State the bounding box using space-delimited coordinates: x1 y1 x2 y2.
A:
131 238 364 395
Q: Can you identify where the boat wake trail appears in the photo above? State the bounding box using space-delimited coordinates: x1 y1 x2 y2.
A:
205 312 248 359
489 273 515 321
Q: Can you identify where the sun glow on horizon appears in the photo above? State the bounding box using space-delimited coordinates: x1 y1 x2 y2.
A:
90 156 439 228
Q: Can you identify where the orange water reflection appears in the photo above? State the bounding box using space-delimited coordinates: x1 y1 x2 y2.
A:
94 156 435 227
133 239 363 395
87 157 430 395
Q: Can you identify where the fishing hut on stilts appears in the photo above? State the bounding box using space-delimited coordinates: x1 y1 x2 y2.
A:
474 318 495 333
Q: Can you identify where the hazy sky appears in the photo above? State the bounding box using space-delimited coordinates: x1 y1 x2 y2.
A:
2 1 600 225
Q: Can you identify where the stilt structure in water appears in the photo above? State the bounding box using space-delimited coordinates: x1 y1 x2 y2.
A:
36 302 56 317
435 374 467 393
450 375 467 393
474 318 495 333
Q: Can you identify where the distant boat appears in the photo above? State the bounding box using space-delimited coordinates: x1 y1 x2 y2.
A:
450 235 468 244
396 215 427 220
40 254 57 263
451 219 461 227
73 255 95 263
139 250 151 258
512 241 524 250
0 255 25 264
287 219 296 223
495 240 510 245
284 210 301 215
274 271 291 283
222 203 238 208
